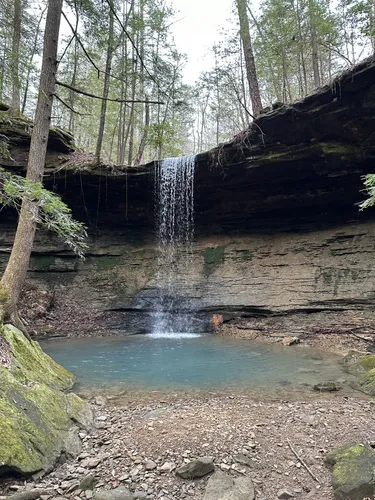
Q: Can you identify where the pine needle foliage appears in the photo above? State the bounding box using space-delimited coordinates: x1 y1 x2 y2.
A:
359 174 375 211
0 168 88 257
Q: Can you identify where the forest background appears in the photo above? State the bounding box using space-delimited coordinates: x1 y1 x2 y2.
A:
1 0 374 164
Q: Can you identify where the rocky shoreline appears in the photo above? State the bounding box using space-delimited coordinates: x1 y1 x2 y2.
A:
1 391 374 500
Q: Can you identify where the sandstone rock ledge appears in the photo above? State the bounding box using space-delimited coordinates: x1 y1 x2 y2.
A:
0 325 93 476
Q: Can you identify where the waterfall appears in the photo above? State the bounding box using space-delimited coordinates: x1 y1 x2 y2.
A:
151 155 199 338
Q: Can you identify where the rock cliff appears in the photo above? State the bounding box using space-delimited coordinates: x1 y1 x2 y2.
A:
1 57 375 336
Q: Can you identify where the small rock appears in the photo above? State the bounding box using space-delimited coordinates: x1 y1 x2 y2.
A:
145 460 157 471
282 337 300 346
86 458 101 469
94 396 107 406
97 416 108 422
79 475 97 491
277 490 294 499
176 457 214 479
233 454 252 467
93 487 133 500
313 381 340 392
160 462 176 473
203 471 255 500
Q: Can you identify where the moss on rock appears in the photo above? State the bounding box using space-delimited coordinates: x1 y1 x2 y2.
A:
203 246 225 276
355 368 375 396
326 443 375 499
2 324 75 390
0 325 93 475
339 351 375 376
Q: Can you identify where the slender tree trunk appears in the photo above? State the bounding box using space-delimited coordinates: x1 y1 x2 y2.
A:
295 0 308 94
308 0 321 88
22 6 47 114
135 97 149 165
127 47 137 165
10 0 21 116
0 0 63 324
235 0 262 116
95 1 115 163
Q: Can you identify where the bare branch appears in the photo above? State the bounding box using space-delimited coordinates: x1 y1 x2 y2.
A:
54 94 91 116
55 81 165 104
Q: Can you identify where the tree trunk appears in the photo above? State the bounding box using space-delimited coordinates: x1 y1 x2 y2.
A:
22 5 47 114
308 0 321 88
235 0 262 116
95 1 115 163
0 0 63 324
10 0 21 116
135 96 150 165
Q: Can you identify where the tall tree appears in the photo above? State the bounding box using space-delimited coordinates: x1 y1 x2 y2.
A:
0 0 63 325
10 0 21 116
95 0 115 163
235 0 262 116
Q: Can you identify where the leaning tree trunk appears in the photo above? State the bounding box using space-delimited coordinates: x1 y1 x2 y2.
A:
10 0 21 116
235 0 262 117
0 0 63 326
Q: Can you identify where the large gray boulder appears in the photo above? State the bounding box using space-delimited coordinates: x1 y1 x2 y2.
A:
326 443 375 499
203 471 255 500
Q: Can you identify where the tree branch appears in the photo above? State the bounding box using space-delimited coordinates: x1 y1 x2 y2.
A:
55 81 165 104
54 94 91 116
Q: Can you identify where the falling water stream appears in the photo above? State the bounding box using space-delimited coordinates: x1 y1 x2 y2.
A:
151 155 198 338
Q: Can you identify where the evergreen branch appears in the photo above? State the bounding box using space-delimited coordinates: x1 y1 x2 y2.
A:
0 169 88 258
55 81 165 104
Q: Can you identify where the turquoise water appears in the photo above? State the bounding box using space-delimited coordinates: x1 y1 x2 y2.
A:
41 335 349 393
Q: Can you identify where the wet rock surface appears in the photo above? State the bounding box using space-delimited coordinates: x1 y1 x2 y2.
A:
1 392 375 499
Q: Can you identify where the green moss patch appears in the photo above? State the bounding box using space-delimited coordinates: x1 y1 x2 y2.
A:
326 443 375 499
0 325 92 475
355 368 375 396
203 246 225 276
240 250 253 261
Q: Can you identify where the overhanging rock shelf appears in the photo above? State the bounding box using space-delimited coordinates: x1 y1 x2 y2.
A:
1 57 375 336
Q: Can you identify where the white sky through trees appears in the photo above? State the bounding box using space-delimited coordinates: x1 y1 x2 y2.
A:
169 0 234 83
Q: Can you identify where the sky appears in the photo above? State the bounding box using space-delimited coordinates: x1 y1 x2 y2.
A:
169 0 233 84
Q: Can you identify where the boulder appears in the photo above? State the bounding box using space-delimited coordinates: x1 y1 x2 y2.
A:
326 443 375 499
176 456 214 479
0 324 93 475
203 471 255 500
